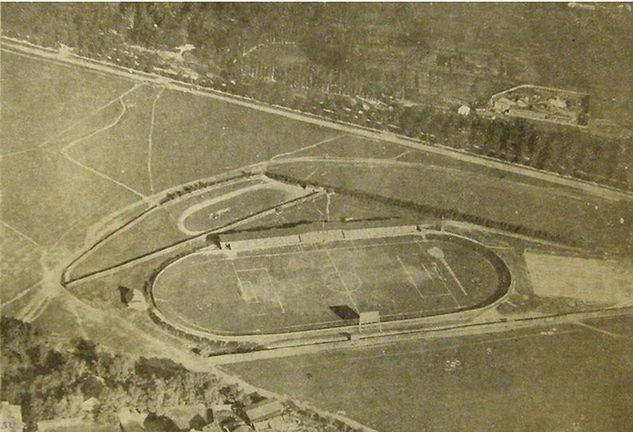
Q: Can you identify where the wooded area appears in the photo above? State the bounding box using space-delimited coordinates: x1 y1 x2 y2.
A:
2 3 632 190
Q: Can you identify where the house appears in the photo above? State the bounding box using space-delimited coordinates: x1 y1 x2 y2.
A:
492 97 514 114
457 105 471 116
142 413 179 432
163 404 213 431
0 402 23 432
243 399 285 432
209 403 233 413
489 84 590 126
201 424 223 432
221 422 251 432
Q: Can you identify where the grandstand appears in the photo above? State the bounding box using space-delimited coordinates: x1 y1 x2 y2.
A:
217 220 420 251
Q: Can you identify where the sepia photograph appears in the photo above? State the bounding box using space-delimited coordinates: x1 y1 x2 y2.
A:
1 2 632 431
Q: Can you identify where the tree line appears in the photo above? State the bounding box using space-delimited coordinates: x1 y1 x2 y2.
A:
2 3 631 191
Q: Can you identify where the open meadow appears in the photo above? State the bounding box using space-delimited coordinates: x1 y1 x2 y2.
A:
226 316 633 432
268 160 633 255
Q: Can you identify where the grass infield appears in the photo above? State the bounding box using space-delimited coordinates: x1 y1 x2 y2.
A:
152 234 503 335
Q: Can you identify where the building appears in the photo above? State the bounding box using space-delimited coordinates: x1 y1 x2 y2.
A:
243 399 285 432
217 220 419 252
489 84 590 126
0 402 23 432
457 105 471 116
164 404 213 431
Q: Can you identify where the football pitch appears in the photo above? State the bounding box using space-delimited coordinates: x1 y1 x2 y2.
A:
152 234 505 335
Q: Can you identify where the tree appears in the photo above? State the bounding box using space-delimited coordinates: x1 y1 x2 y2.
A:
73 337 98 366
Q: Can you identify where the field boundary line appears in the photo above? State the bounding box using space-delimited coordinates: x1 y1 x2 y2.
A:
575 320 630 339
0 219 43 249
55 147 147 200
270 134 348 160
232 261 251 302
147 88 164 194
1 280 41 307
43 85 141 152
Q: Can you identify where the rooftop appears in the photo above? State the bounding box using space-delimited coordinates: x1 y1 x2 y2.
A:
243 399 284 423
218 219 417 243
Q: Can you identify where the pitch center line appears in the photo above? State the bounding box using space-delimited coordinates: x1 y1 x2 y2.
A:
324 249 359 312
396 255 425 300
265 270 286 314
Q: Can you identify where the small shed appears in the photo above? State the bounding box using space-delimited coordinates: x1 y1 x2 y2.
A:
164 404 212 431
457 105 471 116
243 399 284 431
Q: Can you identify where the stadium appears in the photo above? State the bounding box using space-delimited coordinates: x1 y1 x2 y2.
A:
150 222 511 338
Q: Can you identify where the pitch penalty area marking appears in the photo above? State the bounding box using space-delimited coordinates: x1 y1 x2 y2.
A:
234 266 285 313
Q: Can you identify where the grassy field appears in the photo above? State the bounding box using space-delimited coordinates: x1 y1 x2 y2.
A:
226 316 633 432
0 227 42 302
525 252 633 307
66 85 163 196
149 89 341 191
0 51 141 252
0 50 132 154
152 234 502 334
268 161 633 255
276 134 408 160
68 178 307 280
1 149 140 248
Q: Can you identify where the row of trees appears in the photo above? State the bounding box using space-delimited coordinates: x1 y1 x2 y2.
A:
2 3 631 190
